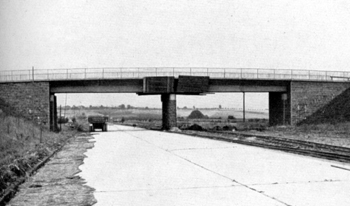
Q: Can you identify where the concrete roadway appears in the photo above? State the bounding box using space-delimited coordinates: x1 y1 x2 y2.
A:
79 125 350 206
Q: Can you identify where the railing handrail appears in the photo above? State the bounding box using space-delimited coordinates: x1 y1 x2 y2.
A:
0 67 349 82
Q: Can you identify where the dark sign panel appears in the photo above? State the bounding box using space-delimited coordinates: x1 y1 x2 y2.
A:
143 77 174 93
176 76 209 93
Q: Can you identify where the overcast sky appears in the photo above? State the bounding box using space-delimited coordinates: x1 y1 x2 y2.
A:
1 0 350 108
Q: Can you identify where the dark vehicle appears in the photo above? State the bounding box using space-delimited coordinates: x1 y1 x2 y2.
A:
88 115 108 132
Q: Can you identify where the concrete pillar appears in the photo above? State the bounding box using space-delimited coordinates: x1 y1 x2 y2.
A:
50 94 58 131
269 92 291 126
161 94 177 130
54 95 58 131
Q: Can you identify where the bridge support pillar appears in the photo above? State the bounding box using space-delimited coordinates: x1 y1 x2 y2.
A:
269 92 291 126
161 94 177 130
50 94 58 132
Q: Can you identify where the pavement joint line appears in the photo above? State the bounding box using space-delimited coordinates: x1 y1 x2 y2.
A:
168 146 235 152
122 128 292 206
331 164 350 171
247 179 345 186
93 185 239 193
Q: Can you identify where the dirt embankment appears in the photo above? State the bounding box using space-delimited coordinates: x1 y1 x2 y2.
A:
301 87 350 125
6 133 96 206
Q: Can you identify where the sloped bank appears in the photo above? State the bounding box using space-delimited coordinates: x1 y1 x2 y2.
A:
6 133 96 206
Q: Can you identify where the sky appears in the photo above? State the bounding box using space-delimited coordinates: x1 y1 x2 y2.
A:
1 0 350 109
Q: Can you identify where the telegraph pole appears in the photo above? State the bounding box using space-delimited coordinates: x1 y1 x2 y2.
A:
243 92 246 122
59 105 62 131
31 66 35 138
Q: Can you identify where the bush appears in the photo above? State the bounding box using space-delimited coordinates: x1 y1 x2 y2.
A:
58 116 68 124
227 115 236 120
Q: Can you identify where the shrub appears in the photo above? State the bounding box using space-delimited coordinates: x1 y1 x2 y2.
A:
227 115 236 120
58 116 68 124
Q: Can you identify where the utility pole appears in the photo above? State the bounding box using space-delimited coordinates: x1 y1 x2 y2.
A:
59 105 62 131
243 92 246 122
31 66 35 138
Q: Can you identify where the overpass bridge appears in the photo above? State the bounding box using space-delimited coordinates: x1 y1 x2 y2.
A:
1 67 350 131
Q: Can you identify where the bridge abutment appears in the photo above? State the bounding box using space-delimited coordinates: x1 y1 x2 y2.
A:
0 82 51 129
290 81 350 125
269 92 291 126
161 94 177 130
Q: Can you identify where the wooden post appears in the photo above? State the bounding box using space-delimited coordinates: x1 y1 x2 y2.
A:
59 105 62 131
32 66 34 81
243 92 246 122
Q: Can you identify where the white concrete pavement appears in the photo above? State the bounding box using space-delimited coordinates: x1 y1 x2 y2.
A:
79 125 350 206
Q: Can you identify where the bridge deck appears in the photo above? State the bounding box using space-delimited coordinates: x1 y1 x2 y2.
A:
1 67 349 82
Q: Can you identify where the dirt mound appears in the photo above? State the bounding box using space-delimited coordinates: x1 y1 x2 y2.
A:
186 124 205 131
187 110 206 119
300 87 350 125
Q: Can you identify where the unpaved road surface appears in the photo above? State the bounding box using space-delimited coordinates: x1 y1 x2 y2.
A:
7 134 96 206
80 125 350 206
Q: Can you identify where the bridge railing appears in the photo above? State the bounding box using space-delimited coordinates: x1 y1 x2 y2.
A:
0 67 349 82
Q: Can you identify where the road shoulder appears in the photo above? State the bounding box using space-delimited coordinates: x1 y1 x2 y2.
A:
7 133 96 206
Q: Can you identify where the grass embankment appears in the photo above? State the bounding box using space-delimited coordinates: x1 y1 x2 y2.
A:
0 113 88 199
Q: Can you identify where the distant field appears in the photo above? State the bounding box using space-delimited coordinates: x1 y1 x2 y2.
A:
177 109 268 119
61 108 268 121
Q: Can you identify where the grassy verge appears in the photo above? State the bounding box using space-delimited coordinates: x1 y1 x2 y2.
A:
0 113 87 198
248 122 350 148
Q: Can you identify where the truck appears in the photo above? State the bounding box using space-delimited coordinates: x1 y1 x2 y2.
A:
88 115 108 132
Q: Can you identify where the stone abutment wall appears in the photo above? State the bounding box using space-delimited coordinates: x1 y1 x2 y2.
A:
0 82 51 129
290 81 350 125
